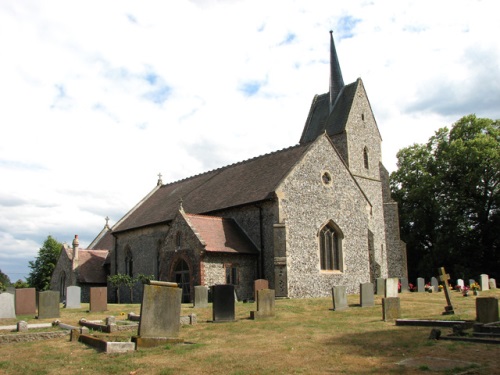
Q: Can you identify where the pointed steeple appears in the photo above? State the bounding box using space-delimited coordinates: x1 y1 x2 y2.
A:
329 30 344 112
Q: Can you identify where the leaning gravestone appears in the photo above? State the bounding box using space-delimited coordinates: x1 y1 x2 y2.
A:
37 291 60 319
400 277 409 293
89 287 107 312
431 277 439 292
193 285 209 308
479 274 489 291
417 278 425 293
438 267 455 315
489 278 497 290
15 288 36 315
360 283 374 307
0 293 16 319
385 278 399 298
65 286 81 309
331 286 348 311
382 297 400 321
253 279 269 301
212 284 235 322
250 289 275 319
476 297 499 324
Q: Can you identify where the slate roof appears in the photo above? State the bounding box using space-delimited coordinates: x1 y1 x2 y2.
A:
300 80 359 144
185 213 259 254
77 249 109 284
113 143 311 233
88 228 114 251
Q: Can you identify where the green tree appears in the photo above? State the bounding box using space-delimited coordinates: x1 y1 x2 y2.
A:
0 269 10 290
391 115 500 281
13 279 29 288
26 235 63 291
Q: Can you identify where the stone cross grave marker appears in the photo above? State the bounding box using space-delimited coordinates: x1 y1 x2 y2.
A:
489 278 497 289
65 286 81 309
360 283 374 307
385 278 399 298
331 286 348 311
90 287 107 312
417 278 425 292
400 277 409 293
250 289 275 319
438 267 454 315
476 297 499 324
479 274 489 291
37 291 60 319
375 278 385 296
15 288 36 315
431 277 439 292
253 279 269 301
0 293 16 319
212 284 235 322
193 285 208 308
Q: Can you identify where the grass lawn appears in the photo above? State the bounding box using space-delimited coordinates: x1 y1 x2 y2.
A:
0 289 499 374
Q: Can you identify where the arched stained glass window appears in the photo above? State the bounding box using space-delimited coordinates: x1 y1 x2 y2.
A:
319 223 343 271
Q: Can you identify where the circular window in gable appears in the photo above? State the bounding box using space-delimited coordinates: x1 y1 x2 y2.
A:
322 171 332 185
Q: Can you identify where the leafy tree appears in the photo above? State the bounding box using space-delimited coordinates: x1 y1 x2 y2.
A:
108 273 154 303
13 279 30 288
0 268 10 290
26 235 63 291
391 115 500 281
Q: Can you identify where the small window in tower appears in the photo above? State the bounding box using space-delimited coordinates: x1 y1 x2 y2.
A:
361 113 365 121
363 147 369 169
176 232 182 249
322 171 332 185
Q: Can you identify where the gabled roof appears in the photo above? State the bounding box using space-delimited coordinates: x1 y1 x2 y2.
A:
113 144 311 233
88 226 114 250
185 213 259 254
77 250 109 284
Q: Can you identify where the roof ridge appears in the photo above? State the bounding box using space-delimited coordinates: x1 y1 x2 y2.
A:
185 213 227 221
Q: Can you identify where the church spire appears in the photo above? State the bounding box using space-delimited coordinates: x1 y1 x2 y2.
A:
329 30 344 112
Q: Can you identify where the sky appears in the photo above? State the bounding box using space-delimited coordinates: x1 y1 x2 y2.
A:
1 0 499 282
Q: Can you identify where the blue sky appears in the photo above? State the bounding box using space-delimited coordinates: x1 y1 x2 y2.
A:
0 0 499 282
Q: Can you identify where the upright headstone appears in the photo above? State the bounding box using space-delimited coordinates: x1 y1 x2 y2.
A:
89 287 107 313
382 297 400 321
250 289 275 319
331 286 348 311
479 274 489 291
0 293 16 319
138 282 182 338
417 278 425 293
212 284 235 322
360 283 374 307
385 278 399 298
37 291 60 319
376 278 385 296
6 286 15 295
469 279 476 288
489 278 497 290
476 297 499 324
253 279 269 301
438 267 454 315
15 288 36 315
193 285 209 308
431 277 439 292
65 286 81 309
399 277 409 293
457 279 464 290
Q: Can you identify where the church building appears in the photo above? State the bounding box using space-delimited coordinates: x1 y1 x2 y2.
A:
94 32 407 303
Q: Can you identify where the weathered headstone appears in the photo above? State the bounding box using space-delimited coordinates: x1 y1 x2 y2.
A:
360 283 374 307
385 278 399 298
417 278 425 293
89 287 107 312
15 288 36 315
138 282 182 338
212 284 235 322
438 267 454 315
193 285 208 308
431 277 439 292
476 297 499 324
17 321 28 332
0 293 16 319
479 274 489 291
37 291 60 319
253 279 269 301
399 277 409 293
376 278 385 296
65 286 81 309
457 279 464 290
489 278 497 290
382 297 400 321
331 286 348 311
469 279 476 288
250 289 275 319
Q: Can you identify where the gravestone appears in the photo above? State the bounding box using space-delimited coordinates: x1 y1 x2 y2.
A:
253 279 269 301
479 274 489 291
376 278 385 296
17 321 28 332
456 279 464 290
360 283 374 307
438 267 454 315
65 286 81 309
417 278 425 292
89 287 107 312
6 287 15 295
476 297 499 324
469 279 476 288
15 288 36 315
431 277 439 292
385 278 399 298
382 297 400 321
37 291 60 319
193 285 209 308
331 286 348 311
489 278 497 290
250 289 275 319
212 284 235 322
138 281 182 338
400 277 409 293
0 293 16 319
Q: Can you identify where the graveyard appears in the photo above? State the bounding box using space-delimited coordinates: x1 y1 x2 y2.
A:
0 285 499 374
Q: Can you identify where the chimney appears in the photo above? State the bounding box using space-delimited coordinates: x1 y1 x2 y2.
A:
72 235 79 272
